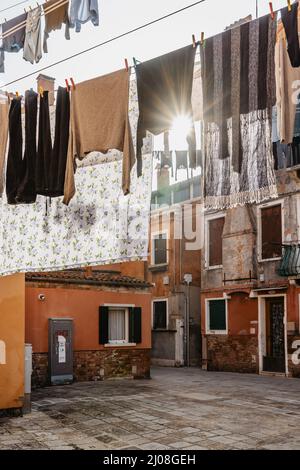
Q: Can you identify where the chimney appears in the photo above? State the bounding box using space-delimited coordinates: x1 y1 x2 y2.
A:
36 74 55 106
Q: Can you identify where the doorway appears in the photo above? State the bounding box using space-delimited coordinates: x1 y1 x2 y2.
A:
260 297 286 374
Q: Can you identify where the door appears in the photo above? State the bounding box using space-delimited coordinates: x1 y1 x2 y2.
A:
49 319 73 385
263 298 285 373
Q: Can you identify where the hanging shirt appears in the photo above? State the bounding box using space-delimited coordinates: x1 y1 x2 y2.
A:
69 0 99 33
23 6 42 64
0 13 27 72
136 44 197 177
0 98 9 197
63 69 135 205
43 0 70 53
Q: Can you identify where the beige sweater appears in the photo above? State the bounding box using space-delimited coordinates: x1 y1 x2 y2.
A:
0 99 9 197
63 69 135 205
275 18 300 144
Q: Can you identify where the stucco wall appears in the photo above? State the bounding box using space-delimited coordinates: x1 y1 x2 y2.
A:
0 274 25 411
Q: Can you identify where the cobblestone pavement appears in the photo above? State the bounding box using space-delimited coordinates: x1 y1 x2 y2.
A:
1 367 300 450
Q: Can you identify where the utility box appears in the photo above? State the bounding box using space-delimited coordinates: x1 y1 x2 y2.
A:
48 319 73 385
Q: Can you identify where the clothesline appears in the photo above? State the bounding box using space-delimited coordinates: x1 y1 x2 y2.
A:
0 0 31 15
1 0 69 39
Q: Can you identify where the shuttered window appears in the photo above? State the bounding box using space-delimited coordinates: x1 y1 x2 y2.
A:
207 299 227 333
208 217 225 267
153 233 167 265
99 306 142 345
261 205 282 260
153 301 167 330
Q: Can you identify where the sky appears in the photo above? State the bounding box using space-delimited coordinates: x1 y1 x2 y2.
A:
0 0 293 93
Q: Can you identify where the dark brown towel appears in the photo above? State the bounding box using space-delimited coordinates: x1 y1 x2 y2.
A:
281 2 300 67
136 44 196 175
36 91 52 196
6 98 23 204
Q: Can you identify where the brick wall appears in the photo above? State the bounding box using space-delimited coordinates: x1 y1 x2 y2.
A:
32 349 151 388
288 335 300 378
206 335 259 373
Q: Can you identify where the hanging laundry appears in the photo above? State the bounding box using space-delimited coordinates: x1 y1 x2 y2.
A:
63 69 135 205
0 98 9 197
136 44 197 177
275 11 300 144
6 97 23 205
69 0 99 33
159 151 172 169
16 90 38 204
175 151 188 180
202 13 277 172
280 2 300 67
36 91 53 196
0 13 27 72
43 0 70 53
23 6 42 64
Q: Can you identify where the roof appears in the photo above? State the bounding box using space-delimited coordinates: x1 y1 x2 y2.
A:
25 269 152 289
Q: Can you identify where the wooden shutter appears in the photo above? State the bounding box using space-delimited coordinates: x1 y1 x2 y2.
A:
129 307 142 344
209 300 226 331
261 205 282 260
209 217 225 267
153 301 167 329
99 306 109 344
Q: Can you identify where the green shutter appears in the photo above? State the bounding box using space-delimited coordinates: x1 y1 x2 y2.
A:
209 300 226 331
129 307 142 344
99 306 109 344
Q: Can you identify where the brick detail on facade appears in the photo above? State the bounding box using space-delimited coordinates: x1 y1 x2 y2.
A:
32 349 151 388
206 335 259 374
287 335 300 378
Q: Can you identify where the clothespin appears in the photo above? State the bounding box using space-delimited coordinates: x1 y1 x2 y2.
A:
70 77 76 90
269 2 275 20
124 58 129 72
133 57 138 68
200 32 205 46
192 34 196 48
15 91 19 97
39 86 44 98
65 79 70 91
287 0 292 12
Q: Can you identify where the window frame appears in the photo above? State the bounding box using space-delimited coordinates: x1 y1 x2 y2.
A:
151 230 169 266
152 299 169 331
205 298 228 335
257 200 284 263
205 213 226 270
102 304 136 347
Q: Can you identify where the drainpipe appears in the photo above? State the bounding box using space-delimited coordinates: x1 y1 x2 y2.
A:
183 274 193 367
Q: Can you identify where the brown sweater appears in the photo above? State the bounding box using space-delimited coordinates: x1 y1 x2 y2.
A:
0 99 9 197
63 69 135 205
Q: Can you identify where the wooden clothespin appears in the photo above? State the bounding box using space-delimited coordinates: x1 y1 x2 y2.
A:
65 79 70 91
192 34 196 48
15 91 19 97
133 57 138 68
269 2 275 20
287 0 292 12
39 86 44 98
200 32 205 46
70 78 76 90
124 58 129 72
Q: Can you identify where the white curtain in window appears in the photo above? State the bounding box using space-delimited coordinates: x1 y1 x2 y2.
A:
109 310 126 342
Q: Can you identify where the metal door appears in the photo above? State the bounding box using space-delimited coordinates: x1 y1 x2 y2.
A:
49 319 73 385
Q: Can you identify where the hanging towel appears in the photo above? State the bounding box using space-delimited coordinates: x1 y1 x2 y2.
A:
202 13 277 173
0 13 27 72
70 0 99 32
36 91 53 196
281 3 300 67
63 68 135 205
275 15 300 144
136 44 197 177
16 90 38 204
23 6 42 64
43 0 70 53
48 86 70 197
0 98 9 197
6 97 23 205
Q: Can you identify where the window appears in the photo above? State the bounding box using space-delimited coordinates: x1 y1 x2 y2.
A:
206 299 227 334
152 233 167 265
206 216 225 268
153 300 168 330
99 306 142 345
260 204 282 260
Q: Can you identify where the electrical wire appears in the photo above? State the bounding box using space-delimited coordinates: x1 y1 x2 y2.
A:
2 0 206 88
0 0 32 15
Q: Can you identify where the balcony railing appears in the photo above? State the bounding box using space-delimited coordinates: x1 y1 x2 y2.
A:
278 244 300 277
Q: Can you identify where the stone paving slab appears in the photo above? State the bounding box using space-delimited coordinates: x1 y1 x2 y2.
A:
0 367 300 450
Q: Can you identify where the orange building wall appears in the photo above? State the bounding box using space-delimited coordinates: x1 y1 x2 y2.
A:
0 274 25 410
26 286 151 353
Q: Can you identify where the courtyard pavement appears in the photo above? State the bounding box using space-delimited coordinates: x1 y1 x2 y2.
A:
0 367 300 450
